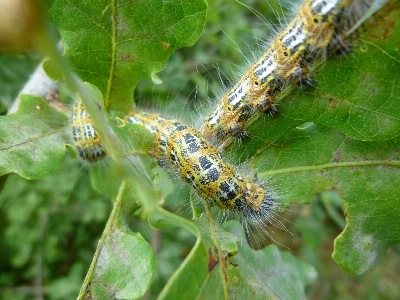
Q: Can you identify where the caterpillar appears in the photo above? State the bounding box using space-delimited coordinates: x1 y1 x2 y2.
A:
124 111 277 234
71 100 106 162
70 101 279 245
200 0 389 148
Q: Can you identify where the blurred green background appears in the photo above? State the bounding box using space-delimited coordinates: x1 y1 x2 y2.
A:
0 0 399 299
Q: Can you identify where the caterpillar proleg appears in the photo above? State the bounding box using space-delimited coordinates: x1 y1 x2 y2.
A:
71 101 106 162
200 0 390 148
125 111 277 232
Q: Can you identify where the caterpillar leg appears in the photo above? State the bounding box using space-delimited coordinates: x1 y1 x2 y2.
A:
233 129 250 142
329 32 354 56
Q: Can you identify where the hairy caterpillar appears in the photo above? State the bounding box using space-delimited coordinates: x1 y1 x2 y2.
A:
124 111 277 234
200 0 389 148
71 101 106 162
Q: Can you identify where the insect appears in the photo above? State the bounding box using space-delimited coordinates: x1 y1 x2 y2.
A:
125 111 277 233
71 101 106 162
200 0 389 148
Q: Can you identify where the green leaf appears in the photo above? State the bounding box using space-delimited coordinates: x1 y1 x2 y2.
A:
254 123 400 274
149 209 316 299
0 94 69 179
332 165 400 275
88 227 154 299
79 179 157 299
44 0 208 113
225 221 318 300
149 209 212 299
150 209 248 299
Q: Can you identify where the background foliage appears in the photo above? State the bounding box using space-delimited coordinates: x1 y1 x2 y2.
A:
0 0 399 299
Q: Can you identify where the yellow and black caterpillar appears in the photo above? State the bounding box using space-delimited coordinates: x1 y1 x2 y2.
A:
71 101 106 162
200 0 389 148
124 111 276 223
71 102 277 241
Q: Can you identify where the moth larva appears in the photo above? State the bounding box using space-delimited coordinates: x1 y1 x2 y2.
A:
71 101 106 162
200 0 389 148
125 111 276 230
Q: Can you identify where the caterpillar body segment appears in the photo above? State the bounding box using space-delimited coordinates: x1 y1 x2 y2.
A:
125 111 275 219
71 101 106 162
201 0 354 147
